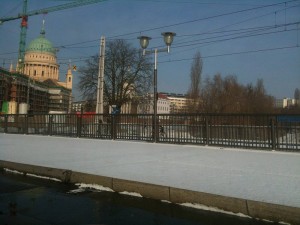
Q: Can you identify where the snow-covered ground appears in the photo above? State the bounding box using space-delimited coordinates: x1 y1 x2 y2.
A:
0 133 299 208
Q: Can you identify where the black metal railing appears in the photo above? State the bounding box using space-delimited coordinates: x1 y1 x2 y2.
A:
0 113 299 151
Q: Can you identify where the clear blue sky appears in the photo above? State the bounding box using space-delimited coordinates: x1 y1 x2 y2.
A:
0 0 299 101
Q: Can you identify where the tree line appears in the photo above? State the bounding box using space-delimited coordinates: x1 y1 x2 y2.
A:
77 39 299 114
186 51 300 114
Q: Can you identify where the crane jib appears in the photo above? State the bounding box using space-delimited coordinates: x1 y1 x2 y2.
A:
0 0 108 72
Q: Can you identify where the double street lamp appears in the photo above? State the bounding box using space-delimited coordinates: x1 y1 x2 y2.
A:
138 32 176 142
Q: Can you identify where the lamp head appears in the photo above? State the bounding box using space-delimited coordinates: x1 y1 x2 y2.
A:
137 36 152 49
162 32 176 46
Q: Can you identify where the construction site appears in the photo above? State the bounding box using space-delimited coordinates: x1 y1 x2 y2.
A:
0 67 71 114
0 0 110 115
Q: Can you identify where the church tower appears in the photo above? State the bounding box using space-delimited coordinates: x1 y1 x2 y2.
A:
65 65 73 89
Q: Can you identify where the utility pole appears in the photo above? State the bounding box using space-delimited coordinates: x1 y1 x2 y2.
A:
96 36 105 116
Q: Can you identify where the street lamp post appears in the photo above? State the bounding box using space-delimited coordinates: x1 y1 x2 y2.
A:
138 32 176 142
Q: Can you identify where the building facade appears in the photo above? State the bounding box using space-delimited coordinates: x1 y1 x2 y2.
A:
275 98 298 109
0 20 72 114
137 93 170 114
161 93 188 113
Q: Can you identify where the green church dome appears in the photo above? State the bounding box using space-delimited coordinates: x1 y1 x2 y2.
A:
26 21 56 55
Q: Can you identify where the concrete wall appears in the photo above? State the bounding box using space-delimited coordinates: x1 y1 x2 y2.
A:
1 160 299 225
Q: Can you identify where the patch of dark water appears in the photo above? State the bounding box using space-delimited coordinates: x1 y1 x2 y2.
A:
0 172 281 225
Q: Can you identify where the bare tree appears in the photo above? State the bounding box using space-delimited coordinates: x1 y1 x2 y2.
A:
187 51 203 113
201 74 274 113
250 79 274 113
78 39 152 111
202 74 242 113
294 88 300 105
77 55 99 100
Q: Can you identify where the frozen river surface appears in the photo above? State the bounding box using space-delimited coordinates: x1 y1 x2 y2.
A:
0 133 299 208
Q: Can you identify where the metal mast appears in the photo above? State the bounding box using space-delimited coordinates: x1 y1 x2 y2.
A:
96 36 105 116
18 0 28 72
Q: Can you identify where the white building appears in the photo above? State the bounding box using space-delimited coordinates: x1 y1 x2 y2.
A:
137 93 170 114
157 93 170 114
161 93 188 113
275 98 297 108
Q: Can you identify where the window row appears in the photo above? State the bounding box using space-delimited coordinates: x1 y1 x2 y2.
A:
27 54 55 61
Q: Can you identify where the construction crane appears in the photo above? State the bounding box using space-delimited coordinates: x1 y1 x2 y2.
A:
0 0 107 71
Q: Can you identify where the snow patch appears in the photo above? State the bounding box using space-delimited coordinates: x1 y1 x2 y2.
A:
261 218 274 223
119 191 143 198
258 219 291 225
75 183 114 192
180 203 251 218
161 200 172 204
26 173 62 182
3 168 61 182
4 168 24 175
279 221 291 225
67 188 86 194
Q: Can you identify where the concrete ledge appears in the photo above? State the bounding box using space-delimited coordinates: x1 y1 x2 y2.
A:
170 187 249 215
1 160 299 225
70 171 113 189
247 200 300 225
113 178 170 201
0 160 69 182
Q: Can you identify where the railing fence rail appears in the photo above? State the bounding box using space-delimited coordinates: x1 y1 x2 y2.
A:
0 113 299 151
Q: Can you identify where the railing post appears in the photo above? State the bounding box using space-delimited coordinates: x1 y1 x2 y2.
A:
110 114 112 139
270 117 276 150
111 114 116 140
4 115 8 133
97 117 102 137
48 115 53 136
151 114 158 142
77 111 82 138
25 114 28 134
205 116 210 145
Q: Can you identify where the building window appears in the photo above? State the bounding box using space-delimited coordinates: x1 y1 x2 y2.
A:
34 70 36 76
42 71 44 76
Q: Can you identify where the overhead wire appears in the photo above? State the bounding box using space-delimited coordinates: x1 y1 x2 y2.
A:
107 0 300 39
174 2 300 45
55 22 300 65
1 0 299 66
158 45 299 64
154 2 300 58
53 0 300 47
59 22 297 50
173 26 299 49
126 0 267 6
57 43 300 66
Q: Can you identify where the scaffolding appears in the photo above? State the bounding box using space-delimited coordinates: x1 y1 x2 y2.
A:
0 67 71 114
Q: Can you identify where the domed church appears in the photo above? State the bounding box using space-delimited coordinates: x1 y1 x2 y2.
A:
23 20 72 89
1 20 74 114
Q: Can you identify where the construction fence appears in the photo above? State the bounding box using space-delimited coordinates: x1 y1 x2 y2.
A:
0 113 299 151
